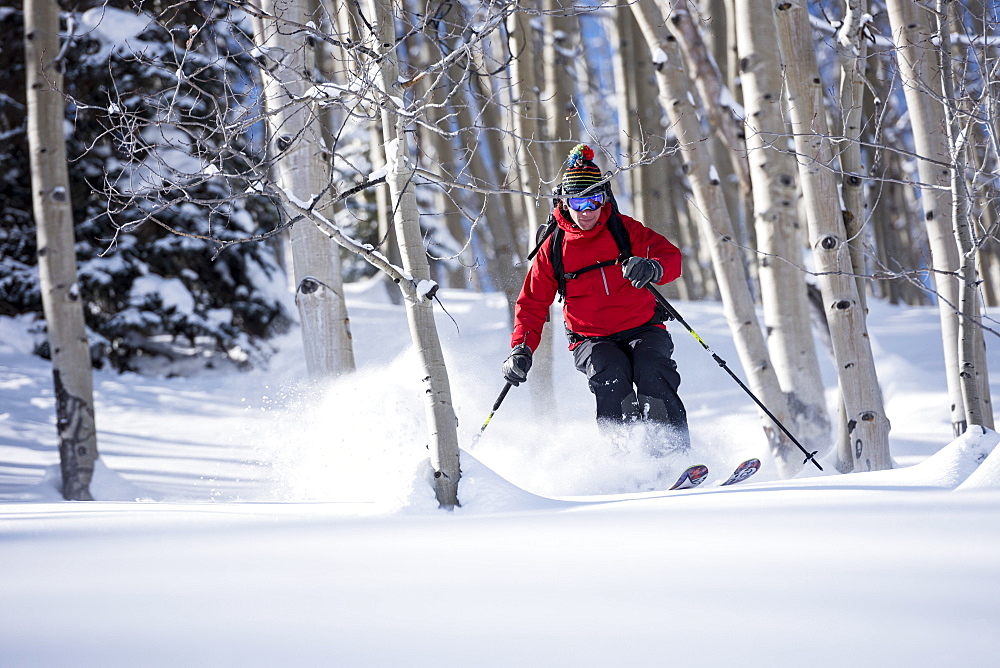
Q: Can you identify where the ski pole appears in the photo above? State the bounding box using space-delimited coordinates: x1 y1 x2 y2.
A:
470 382 513 448
647 285 823 471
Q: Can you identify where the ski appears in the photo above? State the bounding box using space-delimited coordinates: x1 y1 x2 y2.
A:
668 464 709 490
667 459 760 491
720 458 761 486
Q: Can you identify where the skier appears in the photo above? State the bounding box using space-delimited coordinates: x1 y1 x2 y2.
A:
503 144 690 452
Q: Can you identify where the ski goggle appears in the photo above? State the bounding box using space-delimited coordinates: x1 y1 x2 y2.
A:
565 192 606 212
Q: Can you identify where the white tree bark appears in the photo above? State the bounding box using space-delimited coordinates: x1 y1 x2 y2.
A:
935 0 993 429
609 10 643 217
665 0 750 194
254 0 356 378
772 0 891 471
733 0 830 450
25 0 99 500
538 0 585 422
542 0 579 150
664 0 757 297
633 0 805 476
463 68 524 318
831 0 876 468
836 0 871 308
885 0 966 435
506 8 557 419
367 0 460 507
507 9 543 238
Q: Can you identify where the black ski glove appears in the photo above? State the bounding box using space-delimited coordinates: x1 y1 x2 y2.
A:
502 344 533 386
622 256 664 288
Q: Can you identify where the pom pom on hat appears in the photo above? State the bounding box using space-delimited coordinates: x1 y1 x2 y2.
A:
566 144 595 167
561 143 605 196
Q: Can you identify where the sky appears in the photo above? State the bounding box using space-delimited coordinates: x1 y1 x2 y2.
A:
2 278 999 667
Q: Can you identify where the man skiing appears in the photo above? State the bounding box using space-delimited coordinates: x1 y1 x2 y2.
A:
503 144 690 452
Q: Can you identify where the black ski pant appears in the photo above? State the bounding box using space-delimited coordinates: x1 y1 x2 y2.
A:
572 324 689 448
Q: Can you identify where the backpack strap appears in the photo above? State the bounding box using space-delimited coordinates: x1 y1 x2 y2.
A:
606 209 632 260
549 226 568 300
528 214 559 262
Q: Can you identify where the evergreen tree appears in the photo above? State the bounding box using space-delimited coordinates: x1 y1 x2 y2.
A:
0 0 292 373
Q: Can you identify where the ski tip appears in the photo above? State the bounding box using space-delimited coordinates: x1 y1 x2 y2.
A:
668 464 709 490
720 458 761 486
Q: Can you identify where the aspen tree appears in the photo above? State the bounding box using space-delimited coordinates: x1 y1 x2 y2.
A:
412 0 470 290
25 0 100 500
368 0 461 507
505 6 557 418
935 0 994 429
633 0 805 475
885 0 966 435
835 0 871 307
733 0 830 451
666 0 756 294
253 0 355 378
772 0 891 471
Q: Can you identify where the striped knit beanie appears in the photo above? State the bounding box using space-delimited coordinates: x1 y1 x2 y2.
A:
560 144 606 196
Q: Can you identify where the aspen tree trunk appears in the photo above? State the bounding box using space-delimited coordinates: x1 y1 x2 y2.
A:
254 0 355 378
464 90 524 316
978 202 1000 307
425 114 468 278
372 124 403 304
872 163 924 305
332 0 401 303
507 9 543 237
368 0 460 508
957 10 994 430
417 0 476 290
25 0 99 500
571 25 599 140
664 0 750 194
698 0 728 79
708 0 746 247
536 0 583 422
734 0 830 450
460 29 524 317
632 0 804 476
885 0 966 435
610 10 676 249
542 0 579 146
611 7 688 299
635 51 675 246
866 54 901 303
506 8 557 418
609 10 642 216
836 0 871 309
719 0 740 97
666 156 702 299
864 54 931 308
827 0 873 455
664 0 756 293
936 0 994 429
772 0 891 472
963 0 1000 307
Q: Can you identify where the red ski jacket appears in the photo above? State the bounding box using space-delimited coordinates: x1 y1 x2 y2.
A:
511 204 683 352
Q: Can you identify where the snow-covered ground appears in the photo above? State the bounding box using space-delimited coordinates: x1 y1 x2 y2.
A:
2 279 999 667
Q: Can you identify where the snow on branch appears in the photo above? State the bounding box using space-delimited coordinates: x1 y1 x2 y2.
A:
277 187 436 303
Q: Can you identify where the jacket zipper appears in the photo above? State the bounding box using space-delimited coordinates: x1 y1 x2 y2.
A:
600 267 610 295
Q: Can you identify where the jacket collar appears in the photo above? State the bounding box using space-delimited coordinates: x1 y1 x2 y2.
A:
554 204 611 240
